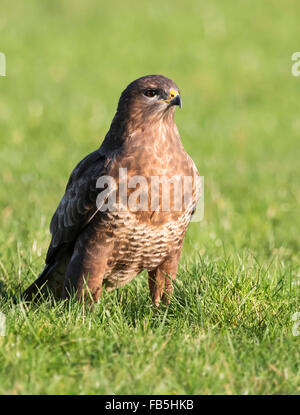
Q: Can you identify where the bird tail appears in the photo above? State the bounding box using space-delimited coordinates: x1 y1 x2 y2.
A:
21 263 57 302
21 252 71 302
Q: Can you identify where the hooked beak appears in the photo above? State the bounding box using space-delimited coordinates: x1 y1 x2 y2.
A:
162 88 182 108
170 94 182 108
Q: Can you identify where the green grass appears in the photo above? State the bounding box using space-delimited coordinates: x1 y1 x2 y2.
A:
0 0 299 394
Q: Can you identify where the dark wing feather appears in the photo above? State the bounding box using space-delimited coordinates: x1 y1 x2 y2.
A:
45 149 110 263
22 147 114 301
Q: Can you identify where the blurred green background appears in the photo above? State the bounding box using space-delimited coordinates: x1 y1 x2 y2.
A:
0 0 299 394
1 0 300 264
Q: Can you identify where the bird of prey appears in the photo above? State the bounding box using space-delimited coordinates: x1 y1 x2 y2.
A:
23 75 200 305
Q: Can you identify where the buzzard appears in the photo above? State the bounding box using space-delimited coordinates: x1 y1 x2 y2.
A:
23 75 200 305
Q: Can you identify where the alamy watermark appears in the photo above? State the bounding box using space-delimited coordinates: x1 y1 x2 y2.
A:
0 312 6 336
291 312 300 336
291 52 300 77
95 168 204 222
0 52 6 76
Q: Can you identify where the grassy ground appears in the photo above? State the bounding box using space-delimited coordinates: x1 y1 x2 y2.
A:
0 0 299 394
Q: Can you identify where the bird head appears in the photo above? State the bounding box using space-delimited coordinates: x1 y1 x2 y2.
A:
116 75 182 123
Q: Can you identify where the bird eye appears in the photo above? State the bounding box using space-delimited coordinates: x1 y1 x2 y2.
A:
144 89 157 98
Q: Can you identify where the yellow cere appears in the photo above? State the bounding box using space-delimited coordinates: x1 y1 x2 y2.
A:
163 89 179 103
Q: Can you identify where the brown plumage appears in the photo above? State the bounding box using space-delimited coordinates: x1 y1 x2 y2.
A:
23 75 200 305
